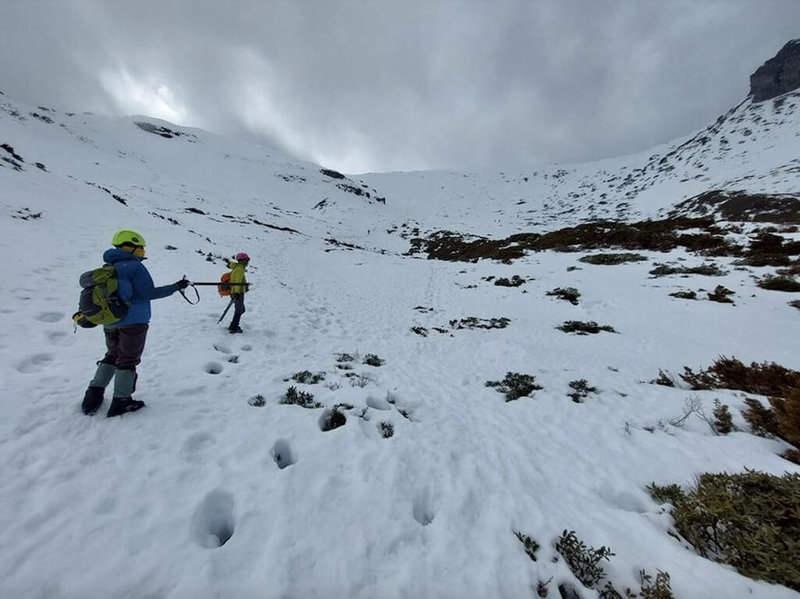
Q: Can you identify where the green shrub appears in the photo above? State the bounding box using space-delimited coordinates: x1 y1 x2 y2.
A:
648 471 800 591
742 398 781 437
669 290 697 300
248 394 266 407
495 275 526 287
680 356 800 397
514 531 540 562
546 287 581 305
486 372 543 401
650 263 726 277
712 400 734 434
291 370 325 384
758 275 800 292
579 253 648 265
281 386 322 409
707 285 734 303
363 354 385 367
568 379 597 403
557 321 617 335
555 530 614 589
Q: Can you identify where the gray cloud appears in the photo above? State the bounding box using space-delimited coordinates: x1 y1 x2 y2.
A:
1 0 798 173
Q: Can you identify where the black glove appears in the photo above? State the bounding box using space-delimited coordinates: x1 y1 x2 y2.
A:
175 279 190 290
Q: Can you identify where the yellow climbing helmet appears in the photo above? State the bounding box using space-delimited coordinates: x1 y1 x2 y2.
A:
111 229 146 247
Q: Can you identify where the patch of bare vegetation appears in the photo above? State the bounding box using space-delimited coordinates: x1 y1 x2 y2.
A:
579 253 648 265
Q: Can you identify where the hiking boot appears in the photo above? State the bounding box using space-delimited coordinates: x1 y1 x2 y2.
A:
107 396 146 418
228 326 243 334
82 386 105 415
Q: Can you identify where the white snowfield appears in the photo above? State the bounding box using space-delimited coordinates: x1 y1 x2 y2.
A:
1 91 799 599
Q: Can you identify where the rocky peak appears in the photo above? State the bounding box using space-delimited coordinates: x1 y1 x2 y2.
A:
749 39 800 102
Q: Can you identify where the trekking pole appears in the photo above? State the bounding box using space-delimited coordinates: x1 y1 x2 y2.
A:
217 297 235 324
176 276 200 305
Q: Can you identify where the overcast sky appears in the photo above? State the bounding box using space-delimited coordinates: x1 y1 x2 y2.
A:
1 1 798 173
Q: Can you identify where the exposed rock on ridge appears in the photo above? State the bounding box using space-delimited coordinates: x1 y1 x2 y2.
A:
750 39 800 102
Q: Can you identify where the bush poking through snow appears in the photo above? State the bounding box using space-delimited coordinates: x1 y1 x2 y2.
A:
757 275 800 292
651 370 676 387
449 316 510 330
648 471 800 592
790 300 800 310
579 253 648 265
668 290 697 300
248 394 266 407
680 356 800 397
494 275 526 287
632 570 674 599
546 287 581 304
555 530 614 589
557 321 616 335
568 379 597 403
379 422 394 438
485 372 543 401
649 262 726 277
291 370 325 384
514 531 539 561
742 398 781 437
363 354 385 367
281 386 322 409
707 285 735 303
712 400 734 434
320 407 346 431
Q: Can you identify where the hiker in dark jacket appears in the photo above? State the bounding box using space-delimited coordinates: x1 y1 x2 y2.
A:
81 229 189 417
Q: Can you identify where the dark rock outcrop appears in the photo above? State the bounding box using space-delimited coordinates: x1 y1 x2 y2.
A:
750 40 800 102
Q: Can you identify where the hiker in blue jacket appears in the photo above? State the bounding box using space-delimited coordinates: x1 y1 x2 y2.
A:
81 229 189 417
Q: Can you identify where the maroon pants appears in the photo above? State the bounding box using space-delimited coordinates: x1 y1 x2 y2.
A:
102 324 149 370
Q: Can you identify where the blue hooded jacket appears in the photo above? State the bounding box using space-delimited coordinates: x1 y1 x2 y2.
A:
103 248 178 327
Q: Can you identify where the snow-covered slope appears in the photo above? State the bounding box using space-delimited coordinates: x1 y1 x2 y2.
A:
1 88 800 599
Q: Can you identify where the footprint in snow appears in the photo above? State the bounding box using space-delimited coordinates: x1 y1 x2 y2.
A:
413 490 436 526
213 343 232 354
204 362 224 375
271 439 296 469
16 353 55 374
182 431 217 464
192 489 236 548
35 311 65 323
46 330 73 347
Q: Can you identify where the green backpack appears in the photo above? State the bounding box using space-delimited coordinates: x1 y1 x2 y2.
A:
72 264 128 328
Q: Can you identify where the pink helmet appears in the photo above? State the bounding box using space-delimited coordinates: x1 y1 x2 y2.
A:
235 252 250 261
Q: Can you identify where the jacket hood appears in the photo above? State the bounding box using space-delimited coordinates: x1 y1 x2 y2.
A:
103 247 142 264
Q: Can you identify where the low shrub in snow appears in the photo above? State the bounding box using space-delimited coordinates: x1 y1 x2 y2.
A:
567 379 597 403
649 262 726 277
557 321 616 335
513 531 539 561
290 370 325 384
363 354 385 367
546 287 581 304
712 400 734 434
494 275 526 287
378 422 394 438
757 274 800 292
579 252 648 265
648 471 800 592
281 386 322 409
485 372 543 401
680 356 800 397
248 394 266 407
555 530 614 589
668 290 697 300
790 299 800 310
707 285 735 303
743 387 800 462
